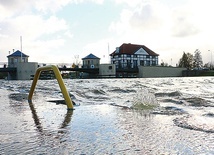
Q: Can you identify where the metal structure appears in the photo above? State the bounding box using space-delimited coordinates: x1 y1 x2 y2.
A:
28 65 74 110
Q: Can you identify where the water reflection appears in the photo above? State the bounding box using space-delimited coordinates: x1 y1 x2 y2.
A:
60 110 73 128
28 100 73 133
8 93 29 114
28 100 43 133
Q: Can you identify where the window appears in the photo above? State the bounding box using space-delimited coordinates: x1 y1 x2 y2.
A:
146 55 150 59
127 60 131 68
118 60 122 68
133 60 138 68
109 66 112 70
11 58 14 64
146 61 150 66
140 60 144 66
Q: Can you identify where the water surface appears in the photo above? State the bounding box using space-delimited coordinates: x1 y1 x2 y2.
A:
0 77 213 154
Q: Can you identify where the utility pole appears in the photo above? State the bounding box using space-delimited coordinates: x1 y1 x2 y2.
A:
20 36 22 62
108 43 110 63
209 50 212 69
211 51 213 68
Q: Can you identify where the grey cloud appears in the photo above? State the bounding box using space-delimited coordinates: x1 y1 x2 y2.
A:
0 0 17 7
129 4 162 30
172 16 200 37
0 0 32 9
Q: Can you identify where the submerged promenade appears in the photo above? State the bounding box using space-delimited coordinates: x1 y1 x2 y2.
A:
0 77 213 154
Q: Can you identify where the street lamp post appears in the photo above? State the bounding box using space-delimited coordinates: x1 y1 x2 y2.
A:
208 50 212 69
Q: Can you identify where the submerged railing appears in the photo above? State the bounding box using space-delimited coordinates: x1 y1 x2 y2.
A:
28 65 74 110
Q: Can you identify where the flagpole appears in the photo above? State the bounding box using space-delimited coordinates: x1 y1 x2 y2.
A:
108 42 110 63
20 36 22 62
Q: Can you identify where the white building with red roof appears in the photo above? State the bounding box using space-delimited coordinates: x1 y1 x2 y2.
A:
110 43 159 69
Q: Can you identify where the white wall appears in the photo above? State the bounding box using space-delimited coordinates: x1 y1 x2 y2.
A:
16 62 38 80
99 64 116 77
8 57 28 67
138 66 185 78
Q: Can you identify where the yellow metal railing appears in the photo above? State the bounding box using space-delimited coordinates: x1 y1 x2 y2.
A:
28 65 74 110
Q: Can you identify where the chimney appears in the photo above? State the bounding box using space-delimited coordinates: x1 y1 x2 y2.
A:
9 51 10 55
115 47 119 53
13 49 15 53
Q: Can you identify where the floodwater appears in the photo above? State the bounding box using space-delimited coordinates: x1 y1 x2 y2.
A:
0 77 213 154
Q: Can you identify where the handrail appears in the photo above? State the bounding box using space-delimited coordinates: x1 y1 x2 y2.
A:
28 65 74 110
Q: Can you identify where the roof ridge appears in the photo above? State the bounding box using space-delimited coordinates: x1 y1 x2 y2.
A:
110 43 159 56
82 53 100 60
7 50 29 57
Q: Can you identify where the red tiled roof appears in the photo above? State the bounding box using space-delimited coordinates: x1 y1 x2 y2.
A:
110 43 159 56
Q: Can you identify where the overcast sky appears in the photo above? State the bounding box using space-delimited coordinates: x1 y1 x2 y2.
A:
0 0 214 66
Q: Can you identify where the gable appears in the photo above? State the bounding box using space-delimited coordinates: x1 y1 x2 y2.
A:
134 48 149 55
82 53 100 60
7 50 29 58
110 43 159 56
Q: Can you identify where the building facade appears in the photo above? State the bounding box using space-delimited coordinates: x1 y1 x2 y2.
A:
138 66 185 78
99 64 116 78
82 53 100 68
16 62 38 80
7 50 29 67
7 50 38 80
110 43 159 69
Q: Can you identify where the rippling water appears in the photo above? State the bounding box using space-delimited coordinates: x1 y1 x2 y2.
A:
0 77 214 154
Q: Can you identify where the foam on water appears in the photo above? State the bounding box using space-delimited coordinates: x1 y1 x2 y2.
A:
132 88 159 110
174 114 214 133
